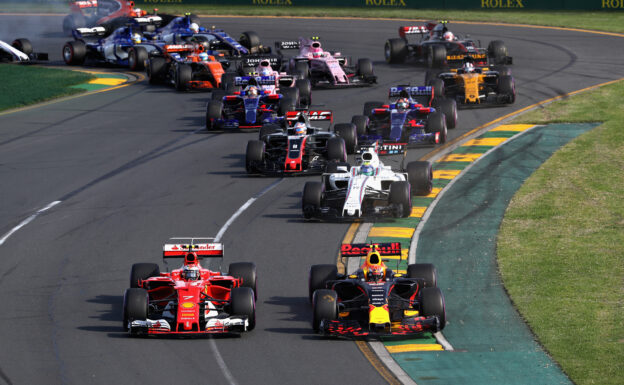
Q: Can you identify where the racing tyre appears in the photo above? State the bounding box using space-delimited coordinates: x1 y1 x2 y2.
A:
63 14 85 35
230 287 256 331
128 46 148 71
259 124 282 140
175 64 192 91
294 61 309 79
129 263 160 288
239 31 261 50
363 101 384 117
326 137 347 162
220 72 236 90
147 57 166 84
436 98 457 129
428 78 445 100
384 38 407 64
312 289 338 332
334 123 357 155
425 111 447 144
498 75 516 104
302 181 324 219
62 40 86 65
206 100 223 130
488 40 508 64
309 264 338 302
123 288 148 332
406 161 433 196
12 38 32 56
351 115 369 137
211 89 226 101
420 287 446 331
407 264 437 288
245 140 265 173
228 262 258 299
278 97 296 116
295 79 312 108
427 45 446 69
281 87 300 107
356 58 374 77
389 181 412 218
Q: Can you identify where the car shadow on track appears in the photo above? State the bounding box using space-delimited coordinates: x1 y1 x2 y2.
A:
262 296 333 340
77 294 127 338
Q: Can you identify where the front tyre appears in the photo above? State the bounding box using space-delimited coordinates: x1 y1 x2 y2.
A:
230 287 256 331
122 288 148 332
245 140 265 173
389 181 412 218
302 181 324 219
333 123 357 155
406 161 433 196
420 287 446 331
312 289 338 332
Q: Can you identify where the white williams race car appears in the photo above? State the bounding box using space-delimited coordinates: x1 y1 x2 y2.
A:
0 39 48 62
302 144 432 219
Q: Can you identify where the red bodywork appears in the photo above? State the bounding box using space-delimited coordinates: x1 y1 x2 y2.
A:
69 1 147 25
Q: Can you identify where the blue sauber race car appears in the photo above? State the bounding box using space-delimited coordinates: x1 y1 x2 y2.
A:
345 86 457 154
62 16 164 70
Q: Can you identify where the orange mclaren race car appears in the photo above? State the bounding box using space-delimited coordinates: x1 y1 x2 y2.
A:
309 243 446 337
122 238 257 336
146 44 225 91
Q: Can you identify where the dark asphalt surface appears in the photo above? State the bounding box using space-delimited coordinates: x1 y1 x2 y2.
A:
0 14 623 385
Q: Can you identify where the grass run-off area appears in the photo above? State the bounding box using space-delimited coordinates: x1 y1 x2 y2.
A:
0 65 93 111
498 80 624 385
1 2 623 34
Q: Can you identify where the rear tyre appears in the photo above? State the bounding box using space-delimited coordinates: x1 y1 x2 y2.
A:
259 124 282 140
326 137 347 162
128 46 147 71
62 40 86 65
206 100 223 130
175 63 192 91
245 140 265 173
211 89 226 101
406 161 433 196
384 38 407 64
363 101 384 116
492 65 512 76
427 45 446 69
334 123 357 154
294 61 309 79
407 263 437 288
309 264 338 302
351 115 369 137
230 287 256 331
420 287 446 331
221 72 237 90
280 87 300 107
147 57 166 84
302 181 323 219
428 78 445 100
239 31 261 50
436 98 457 129
425 111 447 144
389 181 412 218
488 40 508 64
278 97 296 116
130 263 160 288
12 38 32 55
498 75 516 104
295 79 312 108
356 58 374 77
312 289 338 332
228 262 258 299
123 288 148 332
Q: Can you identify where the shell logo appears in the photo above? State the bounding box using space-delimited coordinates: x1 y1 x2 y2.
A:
181 302 195 309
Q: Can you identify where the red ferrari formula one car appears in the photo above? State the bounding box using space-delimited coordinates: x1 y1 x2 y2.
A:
309 243 446 337
122 238 257 336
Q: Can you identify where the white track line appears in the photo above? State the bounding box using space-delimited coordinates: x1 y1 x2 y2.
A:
0 200 61 246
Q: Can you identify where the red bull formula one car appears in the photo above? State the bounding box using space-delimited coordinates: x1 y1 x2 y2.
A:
309 243 446 337
122 238 257 336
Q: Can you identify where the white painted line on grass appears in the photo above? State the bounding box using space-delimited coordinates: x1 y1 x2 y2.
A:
0 200 61 246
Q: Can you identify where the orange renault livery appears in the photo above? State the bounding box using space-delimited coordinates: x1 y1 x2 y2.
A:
146 44 225 91
308 243 446 336
122 237 257 336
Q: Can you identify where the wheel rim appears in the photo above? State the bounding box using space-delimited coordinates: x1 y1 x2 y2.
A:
63 46 72 62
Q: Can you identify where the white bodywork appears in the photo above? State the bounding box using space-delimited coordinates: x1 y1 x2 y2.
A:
0 40 29 62
327 147 406 217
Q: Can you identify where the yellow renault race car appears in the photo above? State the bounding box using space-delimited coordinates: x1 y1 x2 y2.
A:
428 60 515 107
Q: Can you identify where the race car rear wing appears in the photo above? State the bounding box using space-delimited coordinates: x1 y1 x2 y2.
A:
240 55 281 70
340 242 403 267
285 110 333 127
389 85 435 106
163 44 196 54
163 238 224 259
74 26 107 38
234 75 277 87
398 26 428 38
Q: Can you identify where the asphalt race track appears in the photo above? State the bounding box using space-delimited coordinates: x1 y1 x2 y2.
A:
1 14 623 385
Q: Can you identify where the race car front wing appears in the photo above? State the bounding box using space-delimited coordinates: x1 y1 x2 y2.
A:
319 315 440 337
129 316 249 335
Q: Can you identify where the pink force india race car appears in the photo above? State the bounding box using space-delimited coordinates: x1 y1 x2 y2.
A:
122 238 257 336
275 37 377 88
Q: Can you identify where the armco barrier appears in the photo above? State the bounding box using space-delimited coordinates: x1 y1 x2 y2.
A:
131 0 624 10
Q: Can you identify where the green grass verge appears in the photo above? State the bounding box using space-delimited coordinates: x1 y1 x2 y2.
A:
0 65 93 111
1 2 623 34
498 80 624 385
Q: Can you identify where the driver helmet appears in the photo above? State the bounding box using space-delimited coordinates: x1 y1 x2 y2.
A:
360 163 374 176
182 265 200 281
247 86 258 97
362 249 387 282
190 22 200 34
198 52 209 61
397 98 410 110
131 33 142 44
367 264 386 282
294 122 307 136
443 31 454 41
463 61 475 73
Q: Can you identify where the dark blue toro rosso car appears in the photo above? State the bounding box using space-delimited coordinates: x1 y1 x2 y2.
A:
345 86 457 154
62 16 164 69
205 76 295 130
